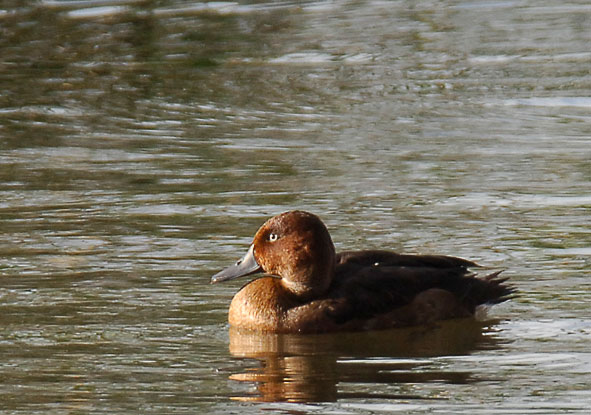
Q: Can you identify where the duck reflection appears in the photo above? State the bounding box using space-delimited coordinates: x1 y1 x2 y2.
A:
227 319 500 402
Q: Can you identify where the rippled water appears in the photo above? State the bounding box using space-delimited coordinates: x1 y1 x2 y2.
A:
1 0 590 413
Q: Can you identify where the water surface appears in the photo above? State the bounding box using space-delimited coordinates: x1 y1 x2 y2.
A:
1 0 590 413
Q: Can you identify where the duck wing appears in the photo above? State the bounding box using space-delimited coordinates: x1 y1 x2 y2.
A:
336 250 479 269
327 250 514 325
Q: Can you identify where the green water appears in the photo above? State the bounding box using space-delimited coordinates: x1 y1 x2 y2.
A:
1 0 590 413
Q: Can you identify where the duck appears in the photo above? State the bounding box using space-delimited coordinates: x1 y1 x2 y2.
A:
211 210 514 333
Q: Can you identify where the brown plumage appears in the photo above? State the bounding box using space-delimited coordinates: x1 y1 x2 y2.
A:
211 211 515 333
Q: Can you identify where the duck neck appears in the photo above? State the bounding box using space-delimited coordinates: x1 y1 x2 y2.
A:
281 247 336 301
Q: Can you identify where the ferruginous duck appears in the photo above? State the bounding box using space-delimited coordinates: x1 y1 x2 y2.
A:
211 211 514 333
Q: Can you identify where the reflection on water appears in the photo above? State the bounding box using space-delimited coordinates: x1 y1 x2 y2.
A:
228 319 497 402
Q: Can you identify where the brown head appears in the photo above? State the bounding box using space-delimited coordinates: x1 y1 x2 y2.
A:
211 211 336 300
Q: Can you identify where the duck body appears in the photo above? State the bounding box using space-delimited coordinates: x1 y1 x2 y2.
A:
212 211 514 334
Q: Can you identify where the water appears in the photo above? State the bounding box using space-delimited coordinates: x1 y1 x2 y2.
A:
1 0 590 413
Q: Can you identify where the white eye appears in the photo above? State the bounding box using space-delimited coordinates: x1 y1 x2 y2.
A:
269 233 279 242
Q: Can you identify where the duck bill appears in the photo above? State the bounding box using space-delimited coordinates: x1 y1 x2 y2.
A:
211 245 262 283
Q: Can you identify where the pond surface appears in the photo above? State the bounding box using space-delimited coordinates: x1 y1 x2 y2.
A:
1 0 590 413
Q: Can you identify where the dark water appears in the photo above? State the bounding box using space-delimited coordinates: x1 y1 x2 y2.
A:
1 0 590 413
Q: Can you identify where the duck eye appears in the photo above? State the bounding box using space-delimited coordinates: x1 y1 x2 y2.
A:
268 233 279 242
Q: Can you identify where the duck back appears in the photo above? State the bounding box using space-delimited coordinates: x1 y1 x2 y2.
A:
327 250 514 328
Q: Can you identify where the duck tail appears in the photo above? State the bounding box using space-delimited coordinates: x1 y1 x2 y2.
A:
478 270 517 305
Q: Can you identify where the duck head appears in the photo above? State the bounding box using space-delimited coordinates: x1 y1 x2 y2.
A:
211 211 336 299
